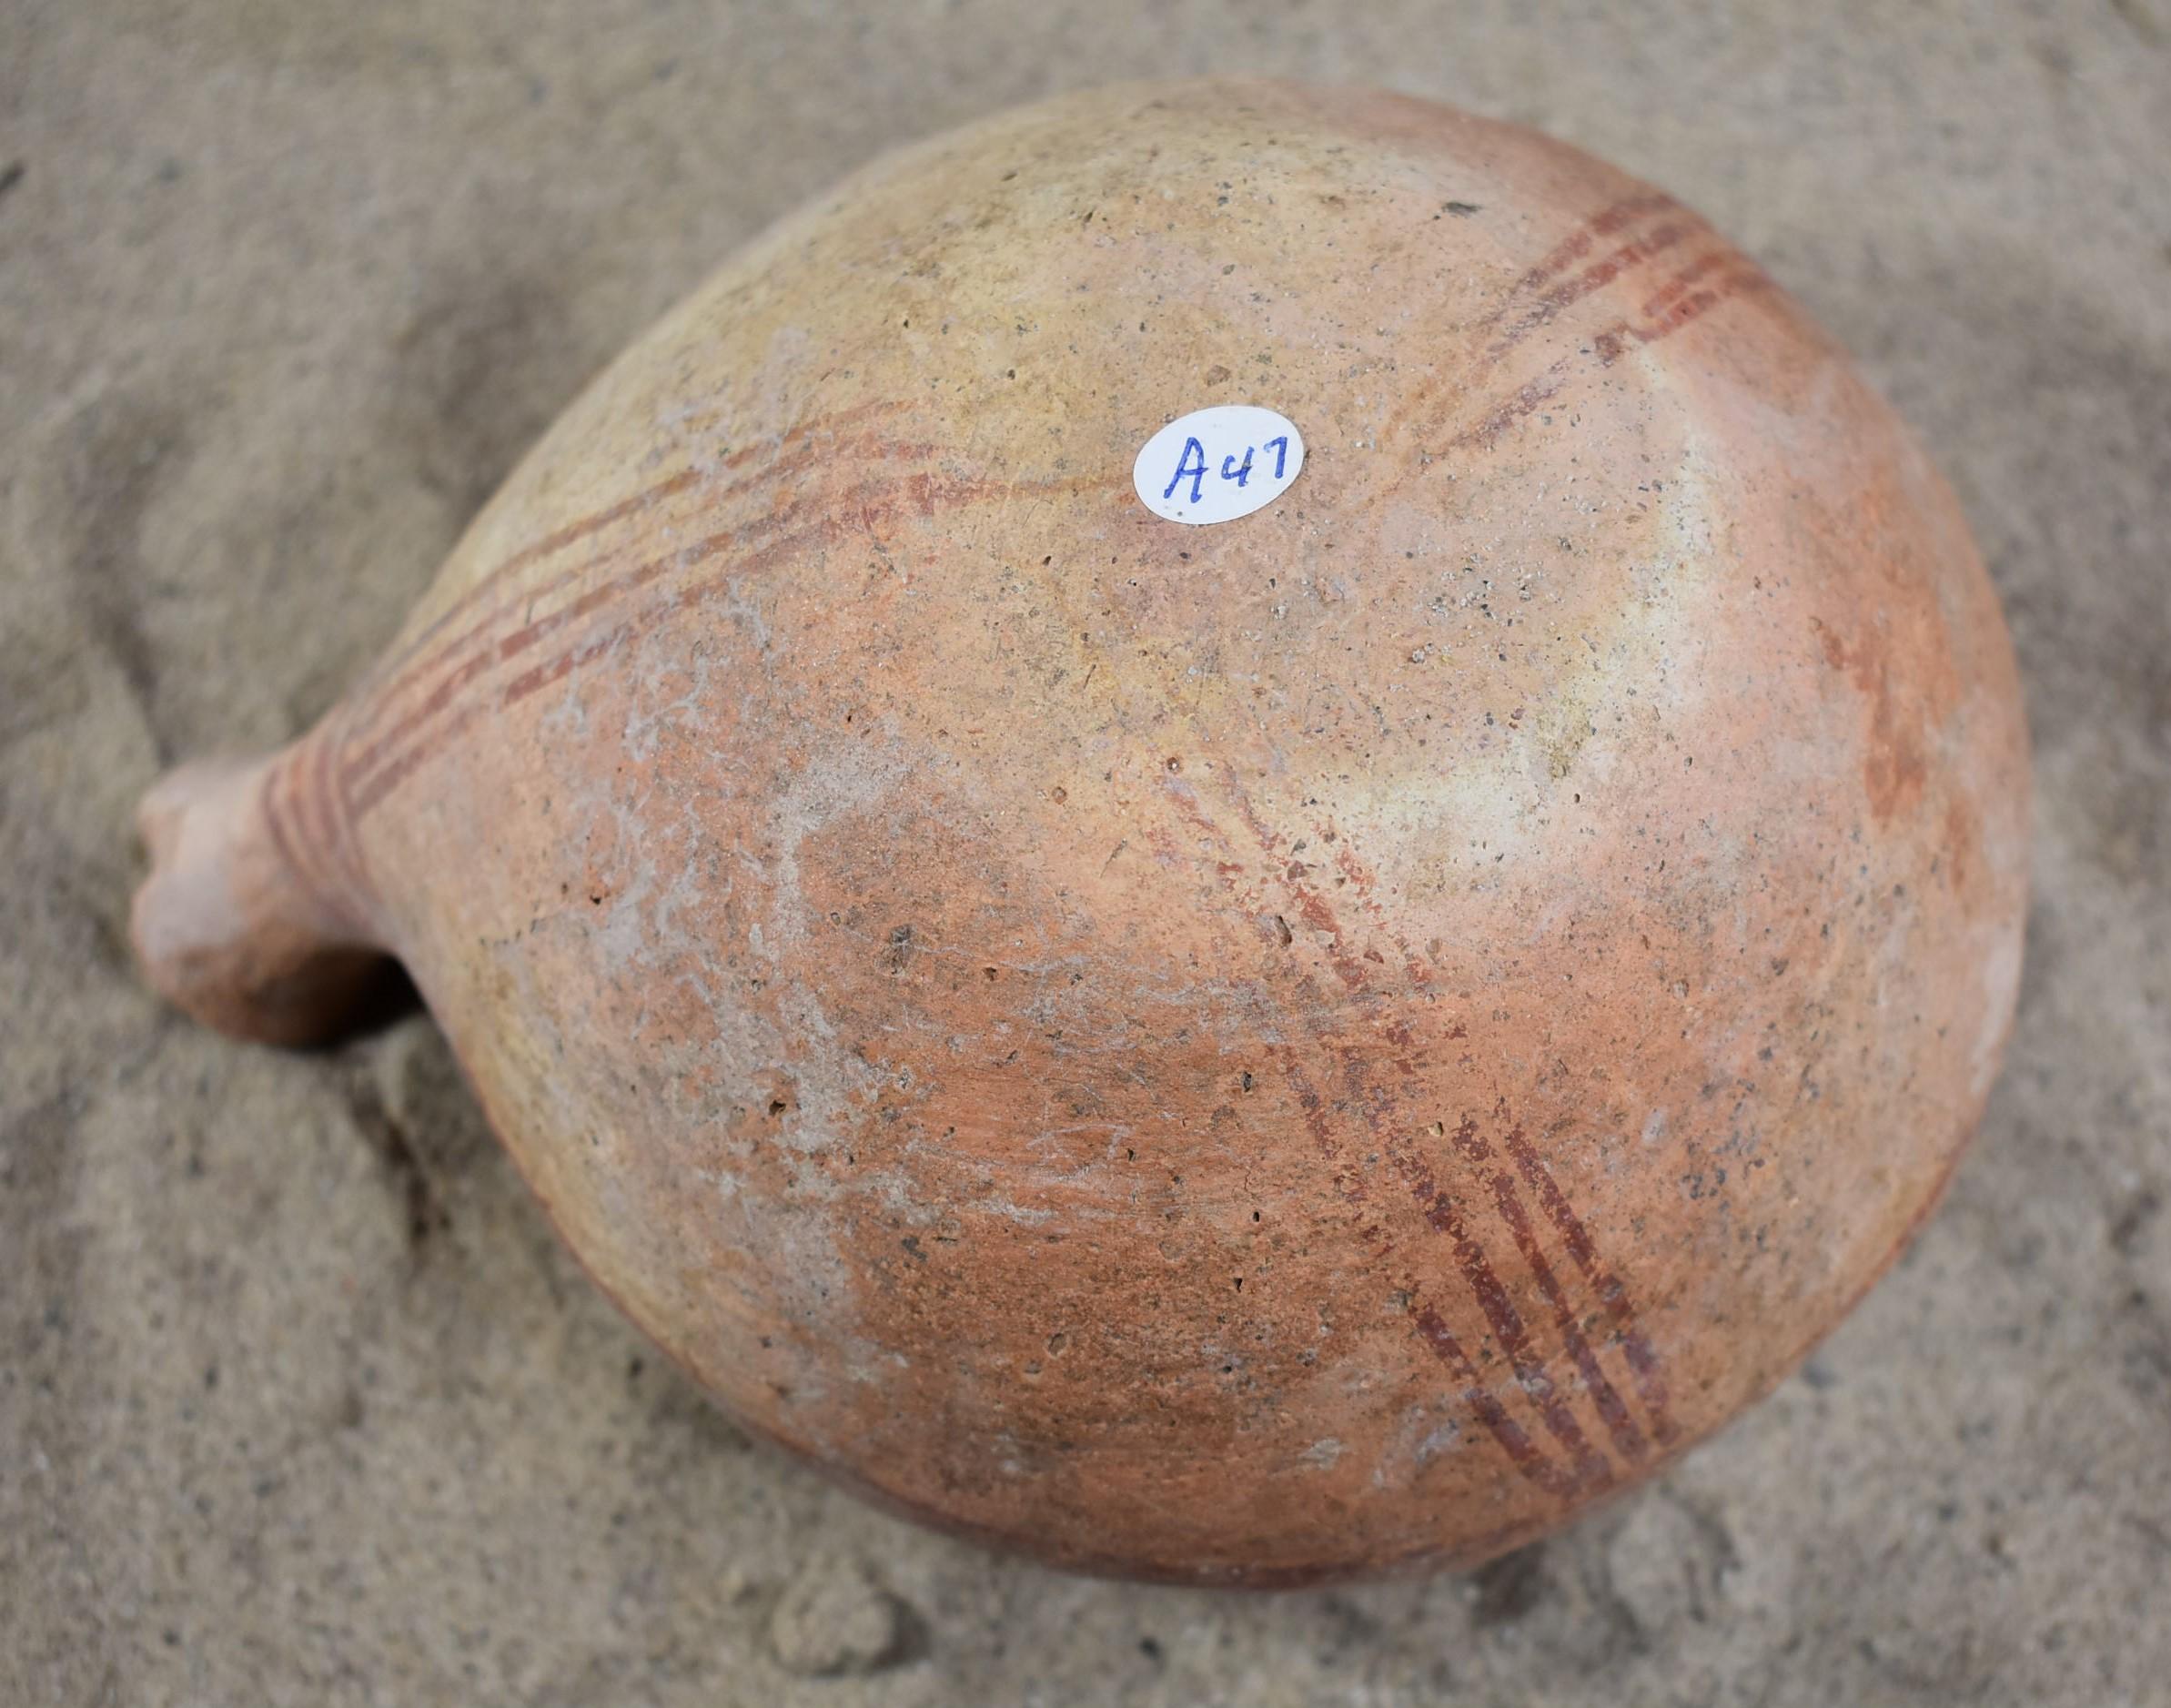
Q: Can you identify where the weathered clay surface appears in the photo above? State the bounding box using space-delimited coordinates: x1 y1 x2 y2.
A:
128 79 2027 1583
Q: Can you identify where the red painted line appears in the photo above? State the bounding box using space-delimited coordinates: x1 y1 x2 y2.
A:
1411 1307 1575 1499
306 723 350 915
259 746 356 940
1434 1119 1651 1462
1484 1167 1648 1462
347 510 813 820
298 743 350 925
501 619 623 703
1442 263 1770 460
1398 1146 1612 1494
319 699 379 905
1180 738 1666 1498
1437 1123 1645 1465
1209 772 1599 1496
1501 1123 1676 1443
257 758 308 905
1506 191 1678 301
1178 772 1576 1497
342 428 934 782
1592 268 1774 367
345 721 436 822
1278 1038 1572 1495
354 399 911 702
1485 221 1691 362
343 483 884 798
1640 248 1728 318
1386 189 1686 452
348 465 1128 820
1277 1046 1387 1235
1451 359 1570 452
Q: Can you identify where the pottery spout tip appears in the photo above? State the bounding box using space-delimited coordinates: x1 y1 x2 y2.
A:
131 749 396 1047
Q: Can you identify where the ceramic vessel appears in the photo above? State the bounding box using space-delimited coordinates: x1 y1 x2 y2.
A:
133 80 2029 1583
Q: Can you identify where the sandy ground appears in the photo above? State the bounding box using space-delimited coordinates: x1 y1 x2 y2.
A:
4 3 2168 1703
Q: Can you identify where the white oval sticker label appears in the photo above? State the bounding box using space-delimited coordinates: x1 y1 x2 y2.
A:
1132 405 1306 525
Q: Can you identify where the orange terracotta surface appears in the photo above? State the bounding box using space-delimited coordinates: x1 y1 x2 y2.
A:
131 79 2030 1584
